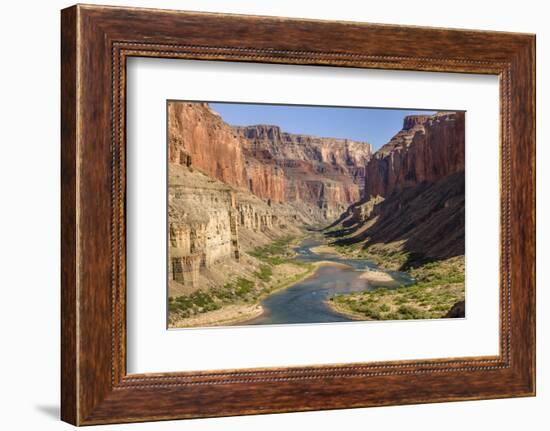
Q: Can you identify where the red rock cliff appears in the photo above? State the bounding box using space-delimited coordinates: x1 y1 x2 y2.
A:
237 125 372 169
236 125 372 219
364 112 465 198
168 102 373 219
168 102 248 188
244 158 285 203
168 102 285 203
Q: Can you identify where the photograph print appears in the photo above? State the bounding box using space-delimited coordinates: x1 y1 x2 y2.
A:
167 101 465 329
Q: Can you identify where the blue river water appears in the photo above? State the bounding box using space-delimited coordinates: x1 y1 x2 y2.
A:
240 238 414 325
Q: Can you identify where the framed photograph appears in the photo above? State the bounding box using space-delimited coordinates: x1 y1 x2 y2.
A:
61 4 535 425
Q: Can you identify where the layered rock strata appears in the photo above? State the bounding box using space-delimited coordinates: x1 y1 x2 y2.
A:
235 124 372 219
236 124 372 169
168 164 302 291
329 111 465 267
364 112 465 199
168 102 249 189
168 102 373 218
168 165 240 288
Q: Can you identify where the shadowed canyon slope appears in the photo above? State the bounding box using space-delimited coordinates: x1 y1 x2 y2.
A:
327 111 465 269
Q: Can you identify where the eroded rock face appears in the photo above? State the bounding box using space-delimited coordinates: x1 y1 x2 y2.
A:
327 112 466 267
169 102 287 204
168 102 373 219
331 171 465 267
168 102 249 189
364 112 465 199
168 163 308 292
244 159 285 204
237 202 275 231
237 125 372 168
235 125 372 218
349 195 385 225
168 165 240 288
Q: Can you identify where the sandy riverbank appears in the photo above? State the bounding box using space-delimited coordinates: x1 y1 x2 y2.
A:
324 270 397 321
311 260 351 269
170 303 264 328
310 244 339 254
358 269 395 282
169 259 353 328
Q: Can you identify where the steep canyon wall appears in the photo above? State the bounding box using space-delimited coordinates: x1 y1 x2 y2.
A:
235 124 372 219
168 102 373 217
167 102 464 288
167 102 373 292
330 111 466 267
364 112 465 199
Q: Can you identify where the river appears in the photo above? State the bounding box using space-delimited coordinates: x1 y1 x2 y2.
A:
240 238 415 325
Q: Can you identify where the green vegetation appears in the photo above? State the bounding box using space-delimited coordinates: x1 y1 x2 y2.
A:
328 241 409 271
234 277 255 297
329 256 465 320
169 290 222 318
408 257 465 285
248 236 298 264
169 235 315 321
254 264 273 282
169 277 258 319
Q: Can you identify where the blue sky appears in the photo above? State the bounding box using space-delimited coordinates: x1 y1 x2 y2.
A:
210 102 436 151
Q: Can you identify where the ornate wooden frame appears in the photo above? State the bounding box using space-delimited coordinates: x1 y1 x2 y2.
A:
61 4 536 425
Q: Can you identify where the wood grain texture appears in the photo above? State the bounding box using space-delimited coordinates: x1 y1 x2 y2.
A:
60 4 536 425
60 5 78 425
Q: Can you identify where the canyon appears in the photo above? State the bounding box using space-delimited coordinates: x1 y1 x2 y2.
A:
327 111 465 268
167 102 371 296
167 102 466 325
363 112 465 199
169 103 372 216
236 124 371 219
